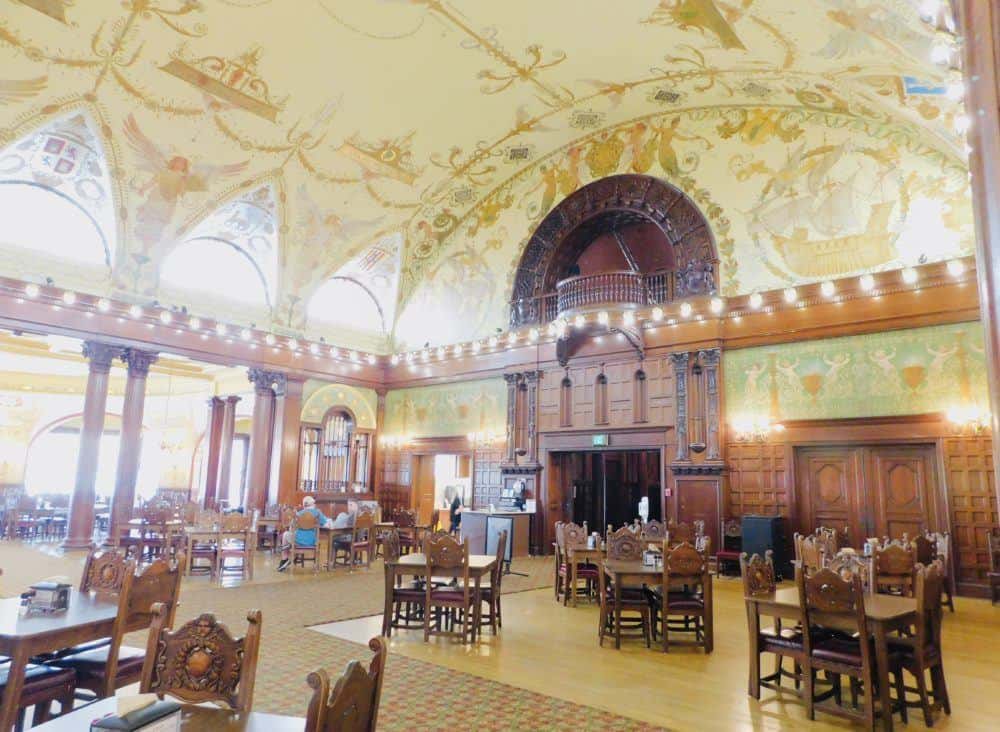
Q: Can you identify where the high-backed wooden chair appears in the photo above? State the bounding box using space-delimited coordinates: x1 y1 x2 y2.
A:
560 521 596 605
828 550 873 594
335 511 374 569
305 637 388 732
185 509 219 578
395 509 420 554
892 561 950 726
0 659 76 729
988 529 1000 606
606 525 643 561
740 551 804 697
598 527 650 649
476 530 507 635
140 603 262 713
795 532 830 573
290 510 322 573
640 519 666 542
80 548 132 595
926 531 957 611
553 521 566 602
666 521 696 548
875 543 916 597
423 533 475 643
216 512 254 581
716 518 743 576
798 567 904 728
380 529 425 637
659 541 713 653
913 535 936 566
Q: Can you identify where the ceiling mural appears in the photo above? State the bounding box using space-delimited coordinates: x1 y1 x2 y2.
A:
0 0 969 351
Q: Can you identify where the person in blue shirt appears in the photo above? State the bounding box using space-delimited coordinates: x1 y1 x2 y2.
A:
277 496 329 572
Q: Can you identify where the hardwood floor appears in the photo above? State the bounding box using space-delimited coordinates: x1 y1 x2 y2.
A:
312 577 1000 731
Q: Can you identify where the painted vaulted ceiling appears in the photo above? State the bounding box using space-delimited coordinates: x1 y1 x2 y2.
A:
0 0 971 351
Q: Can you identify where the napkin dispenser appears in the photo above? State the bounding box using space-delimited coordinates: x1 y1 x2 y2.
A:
90 700 181 731
28 581 71 612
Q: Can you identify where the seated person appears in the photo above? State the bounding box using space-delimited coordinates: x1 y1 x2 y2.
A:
331 510 358 553
277 496 329 572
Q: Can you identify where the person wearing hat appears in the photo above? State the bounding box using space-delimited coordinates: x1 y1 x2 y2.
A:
277 495 329 572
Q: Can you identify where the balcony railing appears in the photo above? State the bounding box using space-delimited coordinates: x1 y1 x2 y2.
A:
510 269 674 327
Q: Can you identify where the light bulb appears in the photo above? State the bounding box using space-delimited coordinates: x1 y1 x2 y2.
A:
436 346 446 358
623 310 636 326
62 291 76 305
902 267 918 284
159 310 172 325
390 354 400 365
820 281 836 297
679 302 692 318
420 349 429 361
366 354 376 365
238 328 250 341
783 287 798 303
24 283 40 298
189 316 201 330
405 352 414 363
288 338 299 350
453 344 462 356
329 347 339 358
919 0 939 21
215 323 227 337
651 306 664 321
472 341 482 354
529 327 540 341
349 350 358 361
946 80 964 101
749 292 763 309
507 332 517 346
709 297 723 314
597 311 609 325
264 333 275 345
488 335 498 347
97 298 111 313
859 273 876 291
128 304 143 319
574 314 586 329
946 259 964 277
309 342 319 355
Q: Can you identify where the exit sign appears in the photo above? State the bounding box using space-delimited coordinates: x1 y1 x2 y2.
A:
592 434 609 447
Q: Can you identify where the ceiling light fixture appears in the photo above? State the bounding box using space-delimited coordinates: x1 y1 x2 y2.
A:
159 310 172 325
240 328 252 341
288 338 299 351
436 345 446 359
507 332 517 346
651 306 664 321
946 259 964 277
62 291 76 305
453 344 462 356
97 298 111 313
820 281 836 297
597 311 609 325
215 323 227 337
488 335 498 348
954 114 971 135
189 316 201 330
623 310 636 326
472 341 482 354
128 304 143 319
390 354 400 365
749 292 763 309
919 0 939 21
902 267 918 284
931 42 951 65
309 343 319 355
859 273 876 291
367 354 377 365
679 302 692 318
265 333 275 345
783 288 798 304
709 297 724 314
529 327 540 341
24 283 40 298
573 314 586 329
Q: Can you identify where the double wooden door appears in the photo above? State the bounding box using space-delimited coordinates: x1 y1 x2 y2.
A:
795 444 943 546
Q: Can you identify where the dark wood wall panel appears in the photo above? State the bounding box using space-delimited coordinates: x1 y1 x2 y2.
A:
473 445 504 509
725 442 789 518
943 435 998 588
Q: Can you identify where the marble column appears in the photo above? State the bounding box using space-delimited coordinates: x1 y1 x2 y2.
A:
215 395 241 508
64 341 124 550
202 397 224 508
670 352 690 463
269 375 303 507
108 348 158 543
245 368 281 513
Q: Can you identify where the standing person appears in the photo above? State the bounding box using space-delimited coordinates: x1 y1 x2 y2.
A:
277 496 328 572
449 488 463 535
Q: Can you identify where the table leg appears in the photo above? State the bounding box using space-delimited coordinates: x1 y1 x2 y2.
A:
0 645 29 732
473 574 482 642
614 581 622 650
571 558 578 607
382 564 394 636
746 601 760 698
873 621 894 732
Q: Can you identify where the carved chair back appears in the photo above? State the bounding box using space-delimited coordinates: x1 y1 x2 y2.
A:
220 511 252 532
141 603 262 713
126 553 184 632
927 531 952 572
193 509 219 529
382 529 402 564
305 637 388 732
667 521 700 547
90 555 139 697
561 521 588 547
492 530 508 592
797 567 870 666
395 509 417 529
553 521 565 550
606 525 643 561
353 510 375 543
424 533 468 569
913 534 937 566
739 551 776 598
80 548 132 595
827 550 872 593
666 541 708 584
914 560 945 655
640 519 666 541
180 501 200 525
795 532 828 573
875 543 916 595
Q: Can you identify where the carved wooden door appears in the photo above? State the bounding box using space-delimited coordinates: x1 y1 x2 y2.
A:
675 478 720 551
412 455 436 527
795 447 866 548
864 446 939 540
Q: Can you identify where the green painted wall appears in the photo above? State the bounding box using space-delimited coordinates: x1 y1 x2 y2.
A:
384 378 506 438
724 321 989 421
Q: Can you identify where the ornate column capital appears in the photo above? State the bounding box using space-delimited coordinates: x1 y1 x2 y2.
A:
697 348 721 367
503 372 522 386
524 370 543 383
270 373 289 398
669 351 690 371
82 341 125 375
121 348 158 378
247 368 283 395
224 394 242 406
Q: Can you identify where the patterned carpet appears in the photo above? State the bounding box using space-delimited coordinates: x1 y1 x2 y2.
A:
1 543 663 730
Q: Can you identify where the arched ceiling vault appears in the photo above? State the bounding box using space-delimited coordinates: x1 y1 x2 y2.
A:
0 0 970 351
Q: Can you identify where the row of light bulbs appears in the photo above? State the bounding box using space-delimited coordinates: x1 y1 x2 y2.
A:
16 283 381 369
389 259 968 366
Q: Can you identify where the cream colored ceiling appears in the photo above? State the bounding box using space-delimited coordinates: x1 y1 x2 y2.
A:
0 0 970 351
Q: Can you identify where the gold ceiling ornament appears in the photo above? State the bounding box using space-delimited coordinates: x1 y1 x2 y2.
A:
338 132 422 185
0 75 48 106
14 0 72 25
161 43 287 122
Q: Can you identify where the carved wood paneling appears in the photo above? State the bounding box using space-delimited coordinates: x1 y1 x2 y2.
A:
942 435 998 587
473 445 504 509
725 442 789 518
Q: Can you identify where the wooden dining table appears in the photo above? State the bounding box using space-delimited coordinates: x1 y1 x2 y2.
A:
748 586 917 732
385 552 496 640
0 590 120 732
32 697 305 731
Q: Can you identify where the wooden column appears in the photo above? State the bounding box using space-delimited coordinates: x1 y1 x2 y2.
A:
202 396 224 508
245 368 280 513
700 348 721 460
373 388 387 503
216 395 241 508
525 370 542 466
960 0 1000 504
670 352 690 462
108 348 157 543
503 373 519 465
269 375 303 507
64 341 124 550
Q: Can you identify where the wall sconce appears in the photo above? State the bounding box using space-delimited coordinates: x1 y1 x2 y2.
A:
732 416 784 443
946 405 991 435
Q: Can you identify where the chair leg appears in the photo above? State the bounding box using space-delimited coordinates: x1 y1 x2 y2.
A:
931 661 951 715
32 701 52 726
804 666 816 721
914 666 933 726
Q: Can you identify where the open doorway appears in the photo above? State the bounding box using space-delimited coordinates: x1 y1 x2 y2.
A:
411 453 471 529
550 450 661 533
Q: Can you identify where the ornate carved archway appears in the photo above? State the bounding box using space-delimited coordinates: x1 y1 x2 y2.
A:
509 174 719 328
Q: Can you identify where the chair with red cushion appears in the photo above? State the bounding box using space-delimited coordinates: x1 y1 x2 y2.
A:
423 533 476 643
0 661 76 729
381 529 426 637
658 541 713 653
598 526 650 649
560 521 596 605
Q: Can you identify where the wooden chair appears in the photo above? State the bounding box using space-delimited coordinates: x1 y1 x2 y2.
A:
828 550 874 594
0 661 76 730
185 509 219 578
80 547 132 594
305 637 388 732
640 519 666 542
395 509 420 555
658 541 713 653
926 531 957 612
891 561 951 727
140 603 262 714
875 543 916 597
380 530 426 637
913 535 936 566
476 530 507 635
716 518 743 576
666 521 696 548
257 503 282 551
795 532 830 573
216 512 254 581
422 533 476 643
335 511 375 569
560 521 596 605
988 529 1000 606
797 567 904 728
553 521 566 602
740 551 804 698
598 527 650 649
290 510 322 573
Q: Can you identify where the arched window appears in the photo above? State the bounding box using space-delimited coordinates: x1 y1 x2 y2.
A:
306 277 386 336
298 407 373 493
0 112 116 270
633 369 648 423
594 373 608 425
559 375 573 427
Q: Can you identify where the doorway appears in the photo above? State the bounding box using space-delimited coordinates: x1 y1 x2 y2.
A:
794 444 943 545
549 450 661 533
411 453 471 528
